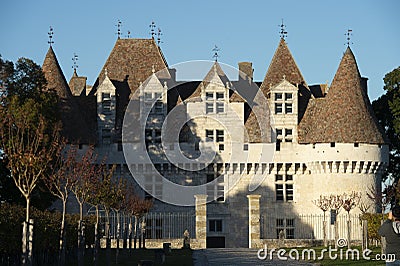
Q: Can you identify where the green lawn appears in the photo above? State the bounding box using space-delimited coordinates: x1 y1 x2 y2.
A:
65 248 193 266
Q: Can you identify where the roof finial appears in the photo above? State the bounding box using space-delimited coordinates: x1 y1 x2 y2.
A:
212 45 220 62
105 68 108 77
283 74 286 80
72 53 79 73
149 21 156 39
116 19 122 39
126 30 131 38
152 65 155 74
345 29 353 47
157 27 163 45
48 26 54 46
279 19 288 40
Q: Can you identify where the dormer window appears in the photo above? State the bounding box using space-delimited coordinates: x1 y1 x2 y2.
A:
206 103 214 114
216 92 224 100
275 103 283 114
206 92 213 100
275 93 283 101
144 92 152 101
285 103 293 114
285 93 292 100
216 102 224 113
102 93 111 100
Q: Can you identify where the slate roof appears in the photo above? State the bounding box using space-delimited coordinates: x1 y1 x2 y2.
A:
298 47 386 144
260 38 307 94
91 38 169 96
42 47 94 144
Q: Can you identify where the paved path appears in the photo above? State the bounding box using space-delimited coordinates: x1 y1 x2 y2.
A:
193 248 317 266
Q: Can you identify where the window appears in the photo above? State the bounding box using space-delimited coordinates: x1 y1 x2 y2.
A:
209 219 223 232
102 101 111 113
330 142 335 147
216 92 224 100
206 130 214 141
219 144 224 151
206 102 214 113
285 129 292 137
275 103 283 114
285 93 292 100
216 102 224 113
102 93 111 100
275 93 283 101
276 139 281 151
276 184 284 201
216 130 224 142
144 92 152 101
154 93 162 100
275 174 294 202
354 143 359 147
285 103 293 114
276 129 283 138
206 92 213 100
286 184 294 201
154 100 163 114
243 144 249 151
276 218 295 239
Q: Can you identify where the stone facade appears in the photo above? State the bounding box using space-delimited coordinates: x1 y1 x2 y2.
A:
42 34 389 249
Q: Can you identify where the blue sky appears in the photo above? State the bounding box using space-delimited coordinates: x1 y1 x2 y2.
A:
1 0 399 100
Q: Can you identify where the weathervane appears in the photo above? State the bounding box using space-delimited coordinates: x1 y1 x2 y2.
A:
116 20 122 39
345 29 353 47
149 21 156 39
48 26 54 46
212 45 220 62
126 30 131 38
279 19 288 40
157 28 163 45
72 53 79 72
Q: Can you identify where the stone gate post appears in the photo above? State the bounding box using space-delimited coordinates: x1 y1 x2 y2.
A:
247 194 261 248
194 194 207 249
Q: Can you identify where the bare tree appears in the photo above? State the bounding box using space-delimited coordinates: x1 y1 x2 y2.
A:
342 191 361 248
328 194 344 248
313 195 330 246
124 184 153 250
44 143 77 265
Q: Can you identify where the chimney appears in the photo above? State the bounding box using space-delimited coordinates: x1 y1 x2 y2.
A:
238 62 253 81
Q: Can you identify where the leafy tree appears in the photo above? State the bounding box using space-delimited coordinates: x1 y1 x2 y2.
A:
0 56 59 210
372 66 400 206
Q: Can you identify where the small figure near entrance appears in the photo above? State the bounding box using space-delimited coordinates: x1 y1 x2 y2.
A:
183 229 190 249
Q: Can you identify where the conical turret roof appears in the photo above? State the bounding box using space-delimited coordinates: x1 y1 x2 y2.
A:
42 46 93 143
42 46 72 98
298 47 386 144
260 38 307 95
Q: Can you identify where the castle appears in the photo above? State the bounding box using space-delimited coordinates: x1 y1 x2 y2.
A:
42 31 388 248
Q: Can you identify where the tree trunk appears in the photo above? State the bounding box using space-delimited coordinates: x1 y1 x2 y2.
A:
347 215 351 249
323 212 327 247
134 216 138 249
93 205 99 266
22 196 32 266
79 202 83 221
128 217 132 251
105 208 111 266
59 199 67 266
